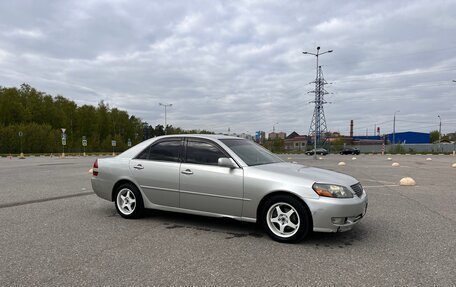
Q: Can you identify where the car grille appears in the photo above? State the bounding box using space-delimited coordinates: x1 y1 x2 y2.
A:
351 183 364 197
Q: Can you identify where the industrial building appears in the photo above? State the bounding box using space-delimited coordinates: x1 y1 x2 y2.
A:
284 132 308 151
268 132 286 140
352 132 430 144
385 131 430 144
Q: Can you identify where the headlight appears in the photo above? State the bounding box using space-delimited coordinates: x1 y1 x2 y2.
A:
312 183 354 198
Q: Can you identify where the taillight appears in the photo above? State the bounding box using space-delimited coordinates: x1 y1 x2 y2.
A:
93 159 99 176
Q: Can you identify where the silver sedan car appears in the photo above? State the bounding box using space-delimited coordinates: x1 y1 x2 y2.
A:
91 134 368 243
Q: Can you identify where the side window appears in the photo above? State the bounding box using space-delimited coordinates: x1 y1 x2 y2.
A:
146 140 182 162
186 141 226 166
136 146 150 160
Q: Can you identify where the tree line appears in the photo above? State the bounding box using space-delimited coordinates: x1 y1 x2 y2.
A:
0 84 212 154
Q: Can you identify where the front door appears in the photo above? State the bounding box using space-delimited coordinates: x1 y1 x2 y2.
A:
179 139 243 216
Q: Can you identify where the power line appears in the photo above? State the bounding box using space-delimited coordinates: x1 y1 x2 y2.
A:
324 45 456 67
332 69 456 84
351 120 393 131
336 81 454 94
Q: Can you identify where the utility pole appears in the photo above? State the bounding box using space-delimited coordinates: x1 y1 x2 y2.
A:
308 66 330 158
393 110 400 145
438 115 442 142
453 81 456 155
273 122 279 133
159 103 172 135
303 46 333 159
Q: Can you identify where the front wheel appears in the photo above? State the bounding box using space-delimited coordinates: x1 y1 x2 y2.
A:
261 195 311 243
115 183 144 219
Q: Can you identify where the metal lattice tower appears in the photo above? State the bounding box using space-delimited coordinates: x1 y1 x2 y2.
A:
308 66 329 144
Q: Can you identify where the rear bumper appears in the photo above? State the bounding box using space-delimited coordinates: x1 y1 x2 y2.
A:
305 192 368 233
91 177 112 201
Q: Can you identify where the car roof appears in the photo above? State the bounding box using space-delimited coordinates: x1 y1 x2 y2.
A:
154 134 243 141
116 134 251 165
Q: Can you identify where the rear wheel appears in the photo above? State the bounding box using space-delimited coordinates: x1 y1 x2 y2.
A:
115 183 144 219
261 195 311 243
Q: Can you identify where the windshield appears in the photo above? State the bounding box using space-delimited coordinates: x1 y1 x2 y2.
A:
220 139 283 166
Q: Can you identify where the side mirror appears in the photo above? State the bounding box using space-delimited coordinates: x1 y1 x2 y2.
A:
218 157 237 168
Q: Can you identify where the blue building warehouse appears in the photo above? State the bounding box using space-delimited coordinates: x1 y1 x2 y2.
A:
353 132 430 144
386 131 430 144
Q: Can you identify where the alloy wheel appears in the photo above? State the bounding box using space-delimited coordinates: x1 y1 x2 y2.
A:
116 188 137 215
266 202 300 238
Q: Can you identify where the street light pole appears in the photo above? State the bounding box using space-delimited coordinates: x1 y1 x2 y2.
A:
159 103 172 135
393 110 400 145
438 115 442 142
18 131 24 158
453 81 456 154
273 122 279 133
303 47 333 159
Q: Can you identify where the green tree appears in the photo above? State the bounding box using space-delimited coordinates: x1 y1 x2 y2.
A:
0 84 214 154
263 138 284 153
430 130 440 143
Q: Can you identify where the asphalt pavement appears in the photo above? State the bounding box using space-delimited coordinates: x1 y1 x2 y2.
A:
0 154 455 286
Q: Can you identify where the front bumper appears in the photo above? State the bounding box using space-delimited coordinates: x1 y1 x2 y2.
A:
305 191 368 233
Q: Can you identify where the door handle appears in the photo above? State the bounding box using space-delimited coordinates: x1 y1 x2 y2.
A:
134 164 144 170
181 169 193 175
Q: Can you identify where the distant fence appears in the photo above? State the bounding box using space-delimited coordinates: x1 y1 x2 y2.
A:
349 143 456 154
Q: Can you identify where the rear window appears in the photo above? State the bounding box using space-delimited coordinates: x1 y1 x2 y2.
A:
136 140 182 162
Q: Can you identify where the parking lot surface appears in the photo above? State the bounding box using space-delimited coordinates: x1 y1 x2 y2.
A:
1 154 455 286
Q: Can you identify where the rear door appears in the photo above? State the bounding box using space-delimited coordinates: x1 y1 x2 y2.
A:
179 139 244 216
129 138 183 207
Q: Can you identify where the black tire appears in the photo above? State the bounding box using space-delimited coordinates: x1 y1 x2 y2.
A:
114 182 144 219
261 195 312 243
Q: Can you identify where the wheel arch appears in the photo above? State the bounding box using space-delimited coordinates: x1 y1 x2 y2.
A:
256 190 313 229
111 179 141 201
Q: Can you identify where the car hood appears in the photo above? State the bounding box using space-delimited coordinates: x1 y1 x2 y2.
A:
251 162 359 187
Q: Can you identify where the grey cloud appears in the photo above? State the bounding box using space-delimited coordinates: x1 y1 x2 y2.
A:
1 0 455 135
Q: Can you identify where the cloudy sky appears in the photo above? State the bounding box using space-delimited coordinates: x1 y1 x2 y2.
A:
1 0 456 136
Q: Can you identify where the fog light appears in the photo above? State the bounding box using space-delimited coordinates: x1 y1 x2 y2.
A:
331 217 347 225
